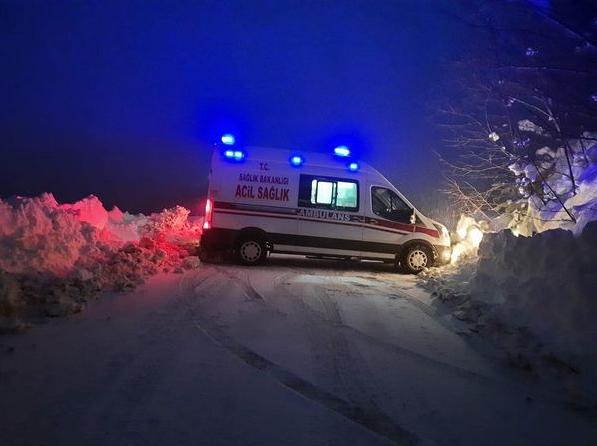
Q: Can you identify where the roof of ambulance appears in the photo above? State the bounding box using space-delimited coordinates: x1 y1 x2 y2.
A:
215 145 377 174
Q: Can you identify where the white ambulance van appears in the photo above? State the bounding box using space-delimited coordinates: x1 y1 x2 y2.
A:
200 141 451 273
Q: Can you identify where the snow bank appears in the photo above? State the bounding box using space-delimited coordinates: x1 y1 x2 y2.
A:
472 222 597 356
420 222 597 404
0 193 103 276
449 215 487 263
0 193 200 277
420 136 597 402
0 193 202 328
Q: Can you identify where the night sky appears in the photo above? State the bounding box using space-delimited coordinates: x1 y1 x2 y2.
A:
1 1 482 213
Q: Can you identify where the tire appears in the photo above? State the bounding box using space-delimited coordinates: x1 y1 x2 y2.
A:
400 244 432 274
235 236 267 265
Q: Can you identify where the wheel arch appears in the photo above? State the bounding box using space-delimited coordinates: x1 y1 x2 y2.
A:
234 227 269 246
398 238 434 255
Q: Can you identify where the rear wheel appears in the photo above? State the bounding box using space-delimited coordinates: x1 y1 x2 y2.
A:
400 244 432 274
235 236 267 265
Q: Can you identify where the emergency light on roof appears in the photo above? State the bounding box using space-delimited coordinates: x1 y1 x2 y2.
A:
333 145 351 157
289 154 304 167
221 134 236 145
348 162 359 172
224 149 246 161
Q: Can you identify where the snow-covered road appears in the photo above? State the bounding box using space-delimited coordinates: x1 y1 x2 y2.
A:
1 255 595 446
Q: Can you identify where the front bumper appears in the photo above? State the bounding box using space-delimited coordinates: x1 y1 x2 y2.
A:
433 244 452 266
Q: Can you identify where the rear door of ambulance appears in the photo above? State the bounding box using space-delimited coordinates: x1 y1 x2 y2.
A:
295 173 363 257
211 154 299 236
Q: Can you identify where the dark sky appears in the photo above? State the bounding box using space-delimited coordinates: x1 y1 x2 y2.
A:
2 0 469 213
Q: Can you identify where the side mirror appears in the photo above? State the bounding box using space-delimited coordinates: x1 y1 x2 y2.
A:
410 211 416 225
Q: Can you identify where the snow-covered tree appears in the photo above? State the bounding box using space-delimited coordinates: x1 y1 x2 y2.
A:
432 0 597 229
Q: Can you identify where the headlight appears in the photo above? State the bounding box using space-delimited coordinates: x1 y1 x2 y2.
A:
433 223 451 243
441 249 451 263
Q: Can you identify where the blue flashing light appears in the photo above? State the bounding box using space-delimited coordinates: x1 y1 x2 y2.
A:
334 145 351 157
348 162 359 172
221 133 236 145
224 148 246 161
289 154 304 167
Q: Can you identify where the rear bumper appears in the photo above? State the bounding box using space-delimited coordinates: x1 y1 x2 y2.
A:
200 228 237 252
432 244 452 266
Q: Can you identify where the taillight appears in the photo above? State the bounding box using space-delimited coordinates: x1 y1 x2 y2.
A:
203 198 212 230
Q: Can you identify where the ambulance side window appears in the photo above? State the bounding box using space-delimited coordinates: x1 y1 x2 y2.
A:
298 175 359 211
371 186 412 223
336 181 357 208
311 179 335 205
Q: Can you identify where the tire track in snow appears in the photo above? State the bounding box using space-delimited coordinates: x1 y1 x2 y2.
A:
76 268 219 444
189 264 594 424
212 266 265 302
288 278 458 445
287 282 365 395
190 316 418 446
183 267 417 445
313 287 385 406
213 265 496 388
179 265 220 296
295 282 496 387
319 288 410 428
335 275 588 411
275 274 416 443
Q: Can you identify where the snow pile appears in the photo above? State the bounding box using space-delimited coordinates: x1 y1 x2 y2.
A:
0 193 104 276
0 193 202 330
0 193 201 277
419 258 481 323
420 222 597 404
56 194 151 242
449 215 486 263
472 222 597 357
140 205 200 244
420 135 597 401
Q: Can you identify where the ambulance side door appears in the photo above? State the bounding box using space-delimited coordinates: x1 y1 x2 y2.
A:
362 184 414 258
296 174 363 256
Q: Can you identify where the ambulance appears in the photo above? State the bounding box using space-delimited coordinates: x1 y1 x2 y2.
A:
200 136 451 273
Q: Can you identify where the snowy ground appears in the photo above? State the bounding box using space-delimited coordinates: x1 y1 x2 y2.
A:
1 255 596 446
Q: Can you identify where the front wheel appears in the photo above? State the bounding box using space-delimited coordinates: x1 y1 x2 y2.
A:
235 236 267 265
400 244 432 274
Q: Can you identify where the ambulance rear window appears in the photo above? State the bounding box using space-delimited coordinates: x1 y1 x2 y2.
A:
311 179 334 205
299 175 359 211
336 181 357 208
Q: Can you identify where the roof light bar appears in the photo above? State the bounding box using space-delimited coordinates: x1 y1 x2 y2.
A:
333 145 351 157
348 162 359 172
221 133 236 145
289 154 304 167
224 148 246 161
